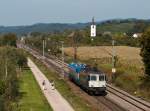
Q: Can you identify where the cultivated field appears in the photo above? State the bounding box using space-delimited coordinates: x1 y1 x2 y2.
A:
64 46 144 80
64 46 142 65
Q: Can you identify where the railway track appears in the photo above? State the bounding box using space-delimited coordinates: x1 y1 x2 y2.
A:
96 96 126 111
107 85 150 111
18 44 150 111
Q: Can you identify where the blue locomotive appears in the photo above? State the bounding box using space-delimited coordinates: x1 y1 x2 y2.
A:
68 63 106 95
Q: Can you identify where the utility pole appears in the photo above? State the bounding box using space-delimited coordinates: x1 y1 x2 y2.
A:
61 41 65 78
74 44 77 62
73 32 78 62
45 39 47 48
112 40 116 81
43 40 45 59
5 59 8 79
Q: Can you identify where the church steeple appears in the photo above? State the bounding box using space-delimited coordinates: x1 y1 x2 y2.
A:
91 17 96 37
92 17 95 25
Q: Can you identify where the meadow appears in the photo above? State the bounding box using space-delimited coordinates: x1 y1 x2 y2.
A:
18 70 52 111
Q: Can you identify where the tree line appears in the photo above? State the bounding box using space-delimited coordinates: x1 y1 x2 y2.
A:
140 28 150 87
0 33 27 111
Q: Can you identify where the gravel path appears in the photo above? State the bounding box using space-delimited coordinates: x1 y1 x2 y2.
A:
28 58 74 111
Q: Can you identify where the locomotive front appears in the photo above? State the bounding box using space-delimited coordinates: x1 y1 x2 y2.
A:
88 73 106 94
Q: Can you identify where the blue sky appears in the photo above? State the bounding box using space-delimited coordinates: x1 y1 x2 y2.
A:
0 0 149 26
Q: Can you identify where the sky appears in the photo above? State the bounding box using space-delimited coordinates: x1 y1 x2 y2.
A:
0 0 150 26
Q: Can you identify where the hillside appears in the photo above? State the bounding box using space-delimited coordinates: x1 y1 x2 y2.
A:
0 23 89 35
0 18 150 35
97 22 134 34
93 19 150 35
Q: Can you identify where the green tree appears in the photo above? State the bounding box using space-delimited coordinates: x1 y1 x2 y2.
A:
0 33 17 47
140 28 150 76
0 47 27 111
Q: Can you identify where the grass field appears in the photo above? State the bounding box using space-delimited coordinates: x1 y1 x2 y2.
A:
18 70 52 111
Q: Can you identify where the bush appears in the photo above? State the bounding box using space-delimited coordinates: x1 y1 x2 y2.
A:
140 28 150 76
0 33 17 47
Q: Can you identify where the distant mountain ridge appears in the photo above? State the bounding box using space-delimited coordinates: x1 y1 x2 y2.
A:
0 23 89 35
0 18 150 35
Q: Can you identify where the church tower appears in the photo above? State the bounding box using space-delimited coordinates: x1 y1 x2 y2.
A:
91 17 96 37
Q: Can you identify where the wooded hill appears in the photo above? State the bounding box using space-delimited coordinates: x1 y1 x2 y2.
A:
0 18 150 35
95 18 150 35
0 23 89 35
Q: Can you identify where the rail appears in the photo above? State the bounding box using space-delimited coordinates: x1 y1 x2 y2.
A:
107 84 150 111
